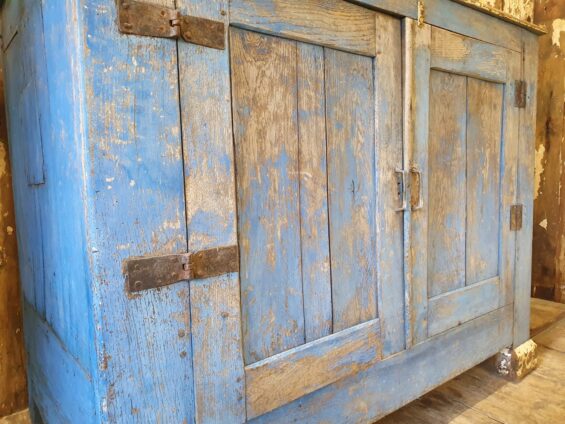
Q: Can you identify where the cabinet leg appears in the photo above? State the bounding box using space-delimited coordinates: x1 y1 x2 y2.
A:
494 339 538 380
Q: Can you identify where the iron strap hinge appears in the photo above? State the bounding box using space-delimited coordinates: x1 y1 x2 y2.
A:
124 245 239 293
510 204 523 231
515 80 527 108
117 0 226 50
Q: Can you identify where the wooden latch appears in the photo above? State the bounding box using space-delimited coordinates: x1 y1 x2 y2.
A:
510 204 523 231
117 0 225 49
515 80 527 108
124 245 239 293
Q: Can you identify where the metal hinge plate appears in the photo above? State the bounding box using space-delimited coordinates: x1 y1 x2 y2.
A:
117 0 225 50
124 245 239 293
510 204 523 231
515 80 527 108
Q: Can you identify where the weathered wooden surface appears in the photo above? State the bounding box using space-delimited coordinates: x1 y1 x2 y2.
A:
380 298 565 424
0 68 27 418
83 0 194 421
252 305 513 423
427 70 467 298
245 319 381 419
230 0 376 56
231 28 305 364
177 1 245 421
296 42 333 343
465 77 503 286
325 47 377 332
494 339 538 379
532 0 565 304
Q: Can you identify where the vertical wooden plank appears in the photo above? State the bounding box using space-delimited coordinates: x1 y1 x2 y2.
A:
427 70 467 298
297 43 333 342
231 28 305 363
83 0 194 421
176 1 245 422
499 52 521 308
325 48 377 332
515 31 538 345
374 13 405 356
190 278 245 424
465 78 503 286
406 19 430 346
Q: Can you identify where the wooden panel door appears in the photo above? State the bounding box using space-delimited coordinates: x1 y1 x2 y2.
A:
174 1 403 421
407 22 522 344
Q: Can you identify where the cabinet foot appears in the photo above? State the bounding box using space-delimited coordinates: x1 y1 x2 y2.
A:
494 339 538 380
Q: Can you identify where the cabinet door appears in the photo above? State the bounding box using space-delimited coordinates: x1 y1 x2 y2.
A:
178 0 403 420
407 22 521 344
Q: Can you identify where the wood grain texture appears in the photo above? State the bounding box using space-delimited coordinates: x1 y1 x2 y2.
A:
514 31 538 345
427 70 467 298
373 13 405 357
251 305 513 424
382 343 565 424
425 0 523 52
190 277 245 424
23 302 97 423
230 0 376 57
431 26 508 83
231 28 305 364
245 319 381 419
498 52 521 308
297 42 333 342
3 1 98 420
347 0 417 18
83 0 195 421
428 277 500 336
177 1 245 421
465 78 503 286
406 20 431 346
530 298 565 336
0 68 27 418
325 48 377 332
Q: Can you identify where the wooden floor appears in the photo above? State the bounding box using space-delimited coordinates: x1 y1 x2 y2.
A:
378 298 565 424
2 299 564 424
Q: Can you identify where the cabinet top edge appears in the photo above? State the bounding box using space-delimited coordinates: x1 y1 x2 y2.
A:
0 0 547 36
449 0 546 35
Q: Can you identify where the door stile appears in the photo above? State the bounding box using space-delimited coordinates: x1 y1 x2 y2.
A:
404 18 431 347
374 13 406 357
514 32 538 346
176 1 246 423
499 52 521 309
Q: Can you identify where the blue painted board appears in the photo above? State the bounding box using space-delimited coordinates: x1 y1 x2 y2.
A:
325 47 378 332
231 28 305 364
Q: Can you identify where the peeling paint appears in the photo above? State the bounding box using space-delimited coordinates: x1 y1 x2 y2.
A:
534 143 546 198
540 219 548 230
551 19 565 48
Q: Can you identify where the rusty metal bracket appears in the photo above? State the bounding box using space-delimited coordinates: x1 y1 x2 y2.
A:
510 204 523 231
117 0 225 50
515 80 527 108
124 245 239 293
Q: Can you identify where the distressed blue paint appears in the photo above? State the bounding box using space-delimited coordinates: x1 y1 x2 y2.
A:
23 302 97 424
297 42 332 342
231 28 305 364
81 0 195 422
0 1 537 422
325 48 378 332
252 305 513 424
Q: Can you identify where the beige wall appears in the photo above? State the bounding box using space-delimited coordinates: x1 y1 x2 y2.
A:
532 0 565 302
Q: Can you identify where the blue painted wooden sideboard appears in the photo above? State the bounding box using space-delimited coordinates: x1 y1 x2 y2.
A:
1 0 541 423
